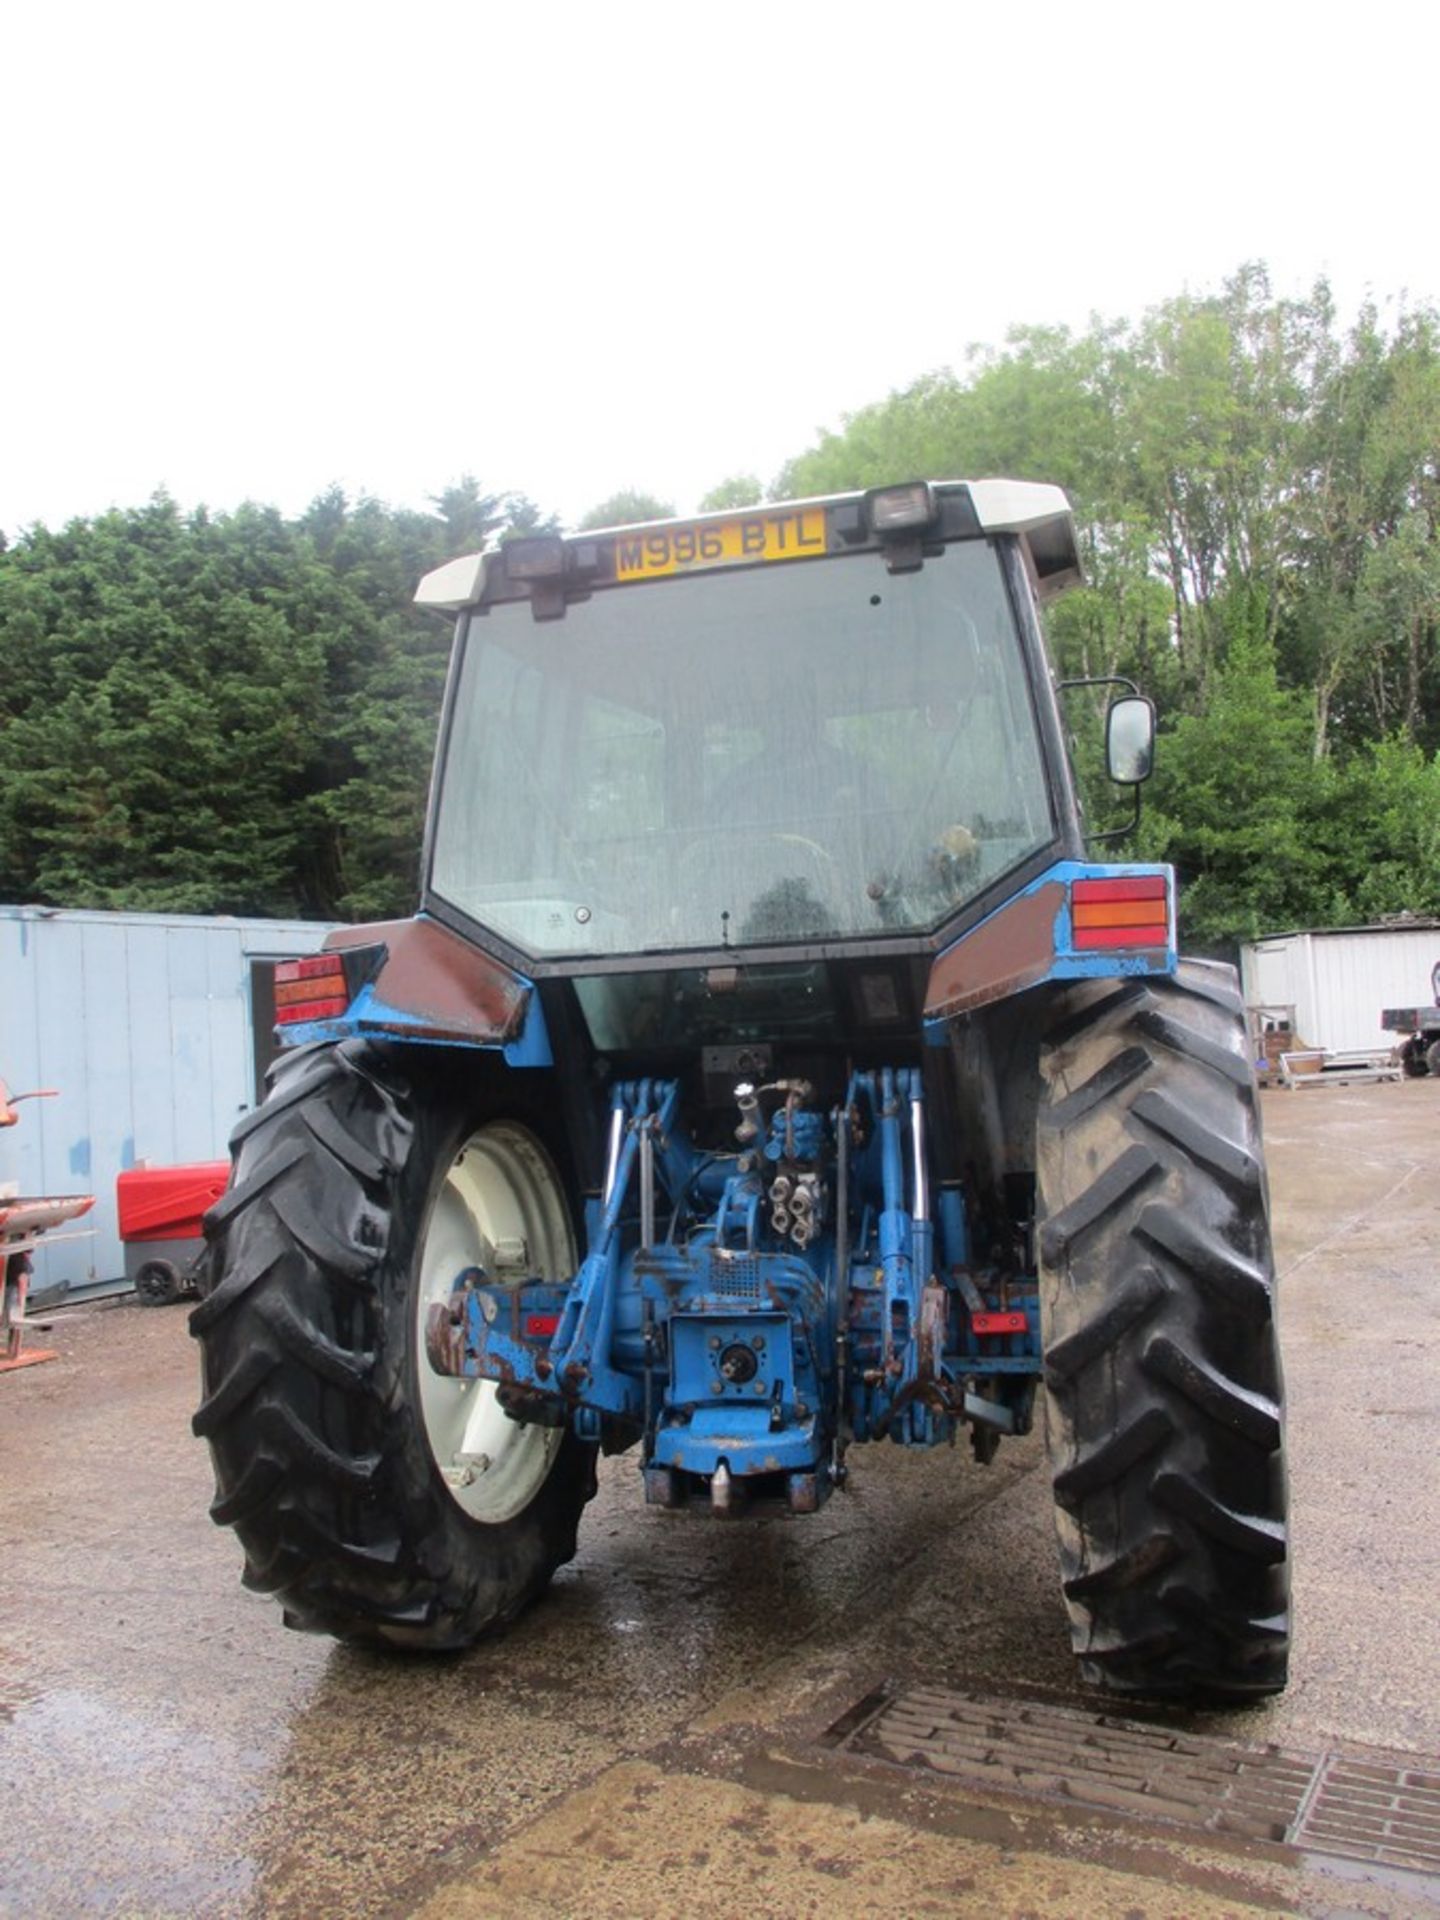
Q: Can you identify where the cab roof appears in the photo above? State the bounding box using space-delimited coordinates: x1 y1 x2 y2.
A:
415 477 1080 615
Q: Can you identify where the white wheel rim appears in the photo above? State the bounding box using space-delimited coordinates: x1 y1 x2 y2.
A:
414 1123 575 1524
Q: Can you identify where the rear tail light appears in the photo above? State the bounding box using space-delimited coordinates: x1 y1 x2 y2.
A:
1071 875 1170 951
274 953 350 1025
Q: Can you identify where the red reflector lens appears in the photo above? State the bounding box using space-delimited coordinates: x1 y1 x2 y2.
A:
275 954 346 985
276 996 349 1024
972 1310 1028 1335
1071 876 1168 904
523 1313 561 1339
1073 924 1169 951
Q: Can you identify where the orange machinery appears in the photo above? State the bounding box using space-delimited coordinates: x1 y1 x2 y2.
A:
0 1081 95 1373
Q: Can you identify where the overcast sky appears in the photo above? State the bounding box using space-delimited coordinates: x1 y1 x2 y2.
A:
3 0 1436 543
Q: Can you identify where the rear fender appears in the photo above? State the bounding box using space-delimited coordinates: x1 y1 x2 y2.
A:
924 860 1177 1032
275 915 551 1067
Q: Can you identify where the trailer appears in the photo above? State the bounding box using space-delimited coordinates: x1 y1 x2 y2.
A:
1382 959 1440 1076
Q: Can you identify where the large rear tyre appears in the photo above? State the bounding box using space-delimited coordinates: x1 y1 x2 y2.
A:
191 1041 594 1650
1037 961 1290 1700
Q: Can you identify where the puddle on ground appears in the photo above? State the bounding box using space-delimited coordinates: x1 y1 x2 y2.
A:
0 1681 266 1916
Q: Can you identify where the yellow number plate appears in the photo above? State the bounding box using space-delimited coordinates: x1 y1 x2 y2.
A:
614 508 827 582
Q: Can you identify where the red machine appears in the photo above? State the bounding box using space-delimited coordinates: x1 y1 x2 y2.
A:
116 1161 229 1306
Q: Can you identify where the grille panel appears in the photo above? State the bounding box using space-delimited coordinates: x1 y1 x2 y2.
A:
707 1253 764 1301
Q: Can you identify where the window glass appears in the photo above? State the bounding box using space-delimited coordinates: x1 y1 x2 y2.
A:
430 542 1054 958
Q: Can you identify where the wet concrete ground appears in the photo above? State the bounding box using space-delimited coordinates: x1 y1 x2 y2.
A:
2 1078 1438 1916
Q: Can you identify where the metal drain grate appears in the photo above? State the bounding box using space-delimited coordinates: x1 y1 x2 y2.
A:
832 1684 1440 1874
1299 1756 1440 1872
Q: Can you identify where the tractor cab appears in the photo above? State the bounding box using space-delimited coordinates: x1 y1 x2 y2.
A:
420 481 1082 973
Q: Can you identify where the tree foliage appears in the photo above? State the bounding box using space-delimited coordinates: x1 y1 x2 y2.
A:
2 264 1438 950
697 474 764 512
575 490 676 531
0 485 523 919
778 265 1440 945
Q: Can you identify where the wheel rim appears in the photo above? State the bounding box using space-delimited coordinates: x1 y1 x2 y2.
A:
414 1122 576 1524
136 1262 178 1304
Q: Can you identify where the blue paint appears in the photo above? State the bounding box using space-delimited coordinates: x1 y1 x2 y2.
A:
69 1136 92 1178
120 1135 136 1171
279 971 548 1063
938 1184 970 1268
451 1070 1042 1499
503 993 553 1069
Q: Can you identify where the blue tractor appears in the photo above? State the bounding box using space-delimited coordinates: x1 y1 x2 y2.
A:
193 481 1288 1698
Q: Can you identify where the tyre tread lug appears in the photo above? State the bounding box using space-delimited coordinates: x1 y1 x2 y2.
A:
1053 1405 1174 1507
1130 1087 1261 1191
1143 1332 1281 1449
192 1343 278 1437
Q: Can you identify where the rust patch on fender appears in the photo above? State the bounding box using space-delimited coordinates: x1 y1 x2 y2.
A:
924 883 1063 1022
325 917 528 1043
929 879 1067 1021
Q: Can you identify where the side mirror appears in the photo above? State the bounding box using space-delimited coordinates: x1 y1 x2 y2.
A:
1106 695 1155 784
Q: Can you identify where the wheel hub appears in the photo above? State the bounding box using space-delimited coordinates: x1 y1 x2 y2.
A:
414 1124 575 1524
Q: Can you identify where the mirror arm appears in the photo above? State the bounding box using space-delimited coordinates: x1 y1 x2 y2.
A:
1057 676 1149 847
1055 674 1140 696
1086 785 1142 846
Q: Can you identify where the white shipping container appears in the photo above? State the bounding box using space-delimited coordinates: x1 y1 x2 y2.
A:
1240 925 1440 1056
0 905 336 1294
